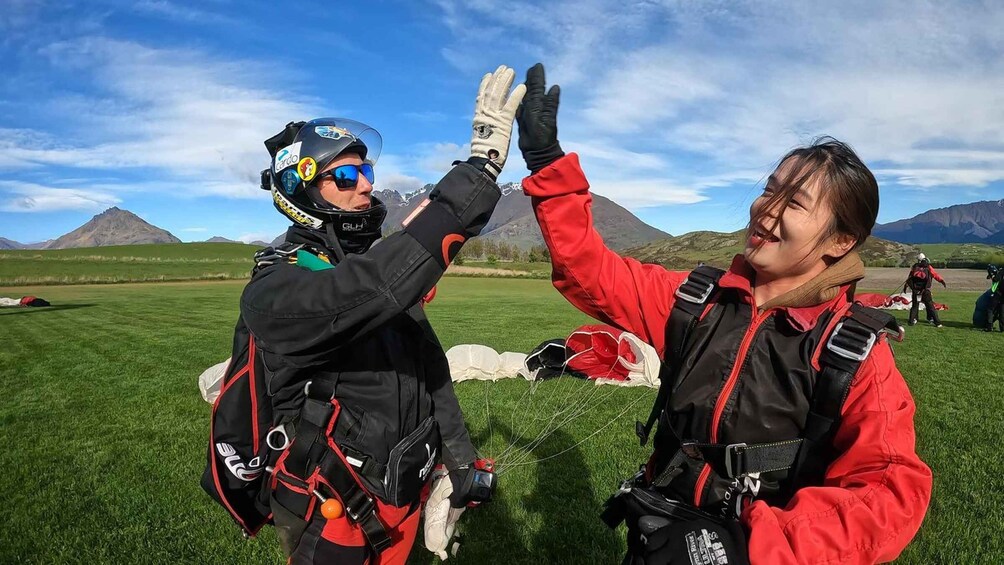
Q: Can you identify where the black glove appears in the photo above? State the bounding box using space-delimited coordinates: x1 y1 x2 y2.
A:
448 463 496 508
941 280 947 288
516 63 565 174
637 517 749 565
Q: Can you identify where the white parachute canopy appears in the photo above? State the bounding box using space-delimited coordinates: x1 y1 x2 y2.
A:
445 345 528 382
198 358 230 404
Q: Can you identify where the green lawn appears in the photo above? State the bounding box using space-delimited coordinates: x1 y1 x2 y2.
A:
0 279 1001 563
0 243 259 286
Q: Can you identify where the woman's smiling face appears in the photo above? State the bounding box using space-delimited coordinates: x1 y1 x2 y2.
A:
744 157 854 281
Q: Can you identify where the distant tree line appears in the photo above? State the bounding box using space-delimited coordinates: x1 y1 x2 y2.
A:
454 238 550 265
380 228 550 264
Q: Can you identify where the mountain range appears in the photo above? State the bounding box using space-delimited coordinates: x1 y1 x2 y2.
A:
4 195 1004 265
6 207 183 249
873 199 1004 244
272 182 670 250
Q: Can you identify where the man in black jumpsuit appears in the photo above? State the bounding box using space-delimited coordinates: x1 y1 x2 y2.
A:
987 265 1004 332
240 66 525 563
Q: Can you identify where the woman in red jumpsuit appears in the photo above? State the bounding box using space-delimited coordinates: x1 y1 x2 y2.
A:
515 64 932 565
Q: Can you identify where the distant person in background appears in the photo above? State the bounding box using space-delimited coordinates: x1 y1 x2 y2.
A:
516 63 931 565
986 264 1003 332
904 253 946 327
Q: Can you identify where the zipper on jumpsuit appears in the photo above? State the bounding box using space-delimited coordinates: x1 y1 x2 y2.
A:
692 306 773 507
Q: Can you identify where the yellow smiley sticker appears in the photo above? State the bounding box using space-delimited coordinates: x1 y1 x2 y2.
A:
297 157 317 182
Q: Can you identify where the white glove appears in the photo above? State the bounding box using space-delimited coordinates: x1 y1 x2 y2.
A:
470 64 526 180
423 467 466 560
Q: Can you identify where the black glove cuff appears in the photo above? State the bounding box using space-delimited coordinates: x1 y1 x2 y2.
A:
524 143 565 174
456 156 502 182
448 464 496 507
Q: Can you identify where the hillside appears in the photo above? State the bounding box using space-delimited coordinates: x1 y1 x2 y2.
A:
45 207 181 249
0 237 23 250
874 199 1004 243
624 230 920 269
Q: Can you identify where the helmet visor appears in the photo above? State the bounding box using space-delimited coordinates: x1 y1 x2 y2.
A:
306 118 383 165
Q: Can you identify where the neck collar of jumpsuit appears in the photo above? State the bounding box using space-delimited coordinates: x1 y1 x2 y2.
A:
716 251 866 332
282 222 380 261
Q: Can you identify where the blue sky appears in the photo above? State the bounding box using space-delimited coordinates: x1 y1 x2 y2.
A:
2 0 1003 244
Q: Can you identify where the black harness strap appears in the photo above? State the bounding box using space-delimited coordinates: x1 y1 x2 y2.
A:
285 381 337 478
637 266 726 446
606 298 902 532
658 304 902 482
787 304 901 484
282 380 392 554
318 450 392 553
682 439 803 480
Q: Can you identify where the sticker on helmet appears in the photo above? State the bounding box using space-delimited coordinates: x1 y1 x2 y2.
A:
297 157 317 181
274 141 302 172
314 125 354 140
281 169 300 195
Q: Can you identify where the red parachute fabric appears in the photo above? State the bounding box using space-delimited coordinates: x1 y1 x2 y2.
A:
565 325 637 382
855 292 947 310
855 293 893 308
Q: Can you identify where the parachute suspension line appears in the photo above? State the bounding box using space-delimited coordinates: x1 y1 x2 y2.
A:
497 375 631 471
489 351 586 465
484 379 494 457
498 373 542 459
495 347 614 466
495 387 650 474
499 381 641 471
493 346 598 464
492 347 639 472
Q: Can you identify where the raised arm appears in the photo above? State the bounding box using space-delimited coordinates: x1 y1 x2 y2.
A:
242 161 500 361
516 63 687 355
523 154 688 355
244 65 526 362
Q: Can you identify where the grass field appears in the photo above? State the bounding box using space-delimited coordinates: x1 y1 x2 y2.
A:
1 278 1002 564
0 243 259 286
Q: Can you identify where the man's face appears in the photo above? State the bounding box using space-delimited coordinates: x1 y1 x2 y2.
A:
316 152 373 211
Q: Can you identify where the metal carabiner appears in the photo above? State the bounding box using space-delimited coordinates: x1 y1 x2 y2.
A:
266 425 291 451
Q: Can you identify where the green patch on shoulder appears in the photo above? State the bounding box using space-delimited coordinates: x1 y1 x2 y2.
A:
295 249 335 271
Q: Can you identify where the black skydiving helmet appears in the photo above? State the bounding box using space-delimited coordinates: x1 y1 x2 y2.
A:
265 118 388 252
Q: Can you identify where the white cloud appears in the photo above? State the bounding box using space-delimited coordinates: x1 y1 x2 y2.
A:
564 140 669 171
588 178 708 208
415 142 470 175
433 0 1004 203
874 168 1004 189
132 1 238 25
370 153 429 194
0 181 121 212
1 37 319 206
181 227 208 232
377 173 427 194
